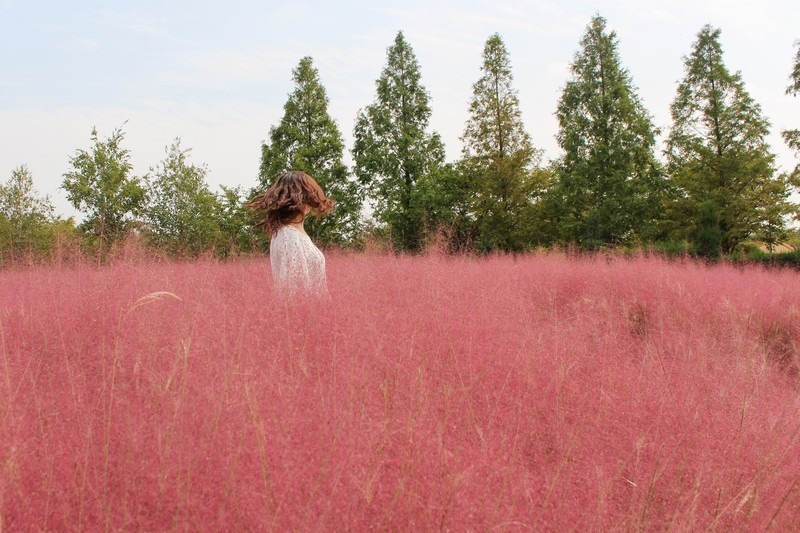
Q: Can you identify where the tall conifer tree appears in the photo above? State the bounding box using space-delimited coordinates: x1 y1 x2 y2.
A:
666 26 792 253
460 33 542 252
552 15 664 248
783 41 800 182
258 56 361 246
353 31 445 252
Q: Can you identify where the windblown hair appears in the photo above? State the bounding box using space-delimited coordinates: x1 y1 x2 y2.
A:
246 171 334 235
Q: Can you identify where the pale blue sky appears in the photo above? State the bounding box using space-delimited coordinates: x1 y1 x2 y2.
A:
1 0 798 218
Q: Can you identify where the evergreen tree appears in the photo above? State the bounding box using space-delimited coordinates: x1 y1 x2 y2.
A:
552 15 665 249
460 33 543 252
783 40 800 182
259 56 361 246
414 162 479 252
666 25 792 253
62 125 145 251
694 200 722 260
143 139 221 256
788 40 800 96
353 31 445 252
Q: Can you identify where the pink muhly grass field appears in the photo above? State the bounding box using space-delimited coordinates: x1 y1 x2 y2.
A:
1 251 799 530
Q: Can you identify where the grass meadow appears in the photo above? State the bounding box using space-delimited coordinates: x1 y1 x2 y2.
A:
1 250 799 531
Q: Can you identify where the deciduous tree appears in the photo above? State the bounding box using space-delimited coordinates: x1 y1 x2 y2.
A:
143 139 220 256
215 185 258 257
62 125 145 249
353 31 445 252
0 165 57 256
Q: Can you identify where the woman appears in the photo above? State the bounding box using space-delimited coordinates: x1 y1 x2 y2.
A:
246 170 334 297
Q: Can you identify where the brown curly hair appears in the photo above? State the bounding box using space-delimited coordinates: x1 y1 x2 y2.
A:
245 171 334 235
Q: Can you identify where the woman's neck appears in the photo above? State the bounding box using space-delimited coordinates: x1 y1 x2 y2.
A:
287 220 306 233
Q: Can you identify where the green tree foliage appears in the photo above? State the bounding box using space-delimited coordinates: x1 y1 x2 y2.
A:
666 26 793 254
143 139 221 256
787 40 800 96
62 126 145 250
353 31 446 252
414 162 479 252
783 40 800 182
259 56 361 246
460 33 543 252
551 15 665 249
216 185 258 257
0 165 57 257
694 200 722 260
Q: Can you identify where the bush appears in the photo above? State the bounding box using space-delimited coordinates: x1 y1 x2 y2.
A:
733 243 800 269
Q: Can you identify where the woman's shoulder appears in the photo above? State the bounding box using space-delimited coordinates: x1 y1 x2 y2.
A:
271 225 306 245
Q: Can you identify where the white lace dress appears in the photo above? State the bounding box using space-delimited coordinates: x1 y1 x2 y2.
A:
270 225 328 297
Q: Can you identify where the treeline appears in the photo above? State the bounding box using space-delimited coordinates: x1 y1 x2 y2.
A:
3 16 800 263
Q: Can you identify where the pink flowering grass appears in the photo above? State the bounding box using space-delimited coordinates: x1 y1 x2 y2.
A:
1 252 799 530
